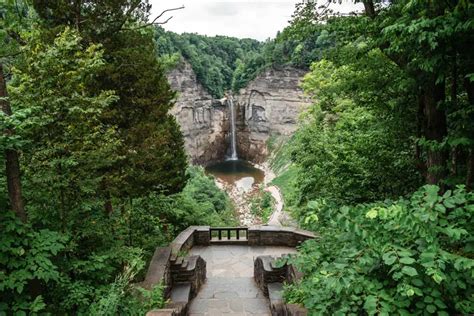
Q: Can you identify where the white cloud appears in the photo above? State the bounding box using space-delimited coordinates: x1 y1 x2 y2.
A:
149 0 362 40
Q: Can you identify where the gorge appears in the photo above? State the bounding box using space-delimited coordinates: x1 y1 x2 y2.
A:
167 59 310 165
167 59 310 225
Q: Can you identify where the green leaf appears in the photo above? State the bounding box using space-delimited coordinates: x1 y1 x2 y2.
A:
401 266 418 276
426 304 436 313
366 208 378 219
399 257 415 264
434 299 446 309
363 295 378 315
383 252 396 265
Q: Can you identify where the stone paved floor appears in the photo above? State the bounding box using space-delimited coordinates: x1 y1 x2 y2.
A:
188 245 296 316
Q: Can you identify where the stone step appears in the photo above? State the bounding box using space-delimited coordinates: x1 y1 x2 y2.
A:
174 257 183 266
170 282 192 303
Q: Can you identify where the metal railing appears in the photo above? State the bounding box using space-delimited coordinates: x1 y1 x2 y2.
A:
210 227 248 241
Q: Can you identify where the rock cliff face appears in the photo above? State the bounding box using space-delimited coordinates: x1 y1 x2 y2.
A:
167 61 228 164
168 62 309 164
235 67 310 162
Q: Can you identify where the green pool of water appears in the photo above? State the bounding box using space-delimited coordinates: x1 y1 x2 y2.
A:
205 160 265 191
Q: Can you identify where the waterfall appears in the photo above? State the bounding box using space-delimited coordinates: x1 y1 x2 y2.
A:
228 95 238 160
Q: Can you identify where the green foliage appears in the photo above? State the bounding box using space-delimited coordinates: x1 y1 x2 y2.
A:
87 257 167 315
88 257 144 316
287 185 474 314
271 166 299 213
174 166 237 228
292 50 421 206
0 3 231 314
231 52 266 92
155 27 263 97
138 283 167 311
251 190 274 223
0 211 66 314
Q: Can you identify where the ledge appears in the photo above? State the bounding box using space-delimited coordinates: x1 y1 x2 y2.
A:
141 247 171 291
248 225 315 247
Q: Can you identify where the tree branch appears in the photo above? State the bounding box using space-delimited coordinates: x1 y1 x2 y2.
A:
124 5 184 30
156 16 174 25
149 5 184 25
7 30 26 46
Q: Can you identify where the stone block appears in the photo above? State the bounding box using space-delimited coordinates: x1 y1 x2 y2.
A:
194 226 210 246
170 283 191 303
146 309 175 316
142 247 171 290
285 304 308 316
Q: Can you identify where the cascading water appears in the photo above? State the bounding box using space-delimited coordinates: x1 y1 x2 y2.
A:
228 95 238 160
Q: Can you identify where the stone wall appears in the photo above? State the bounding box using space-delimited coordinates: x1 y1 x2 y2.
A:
143 226 209 316
247 225 315 247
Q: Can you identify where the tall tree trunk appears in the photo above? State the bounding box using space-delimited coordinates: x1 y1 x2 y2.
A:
362 0 376 18
0 63 26 222
467 149 474 190
422 78 447 185
104 193 113 215
464 76 474 189
415 96 427 177
74 0 82 31
450 58 458 178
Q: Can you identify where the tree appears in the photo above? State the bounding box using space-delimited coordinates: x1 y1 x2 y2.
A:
0 64 25 221
0 0 30 221
32 0 188 208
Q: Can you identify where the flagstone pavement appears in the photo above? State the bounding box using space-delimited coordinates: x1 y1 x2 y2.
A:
188 245 296 316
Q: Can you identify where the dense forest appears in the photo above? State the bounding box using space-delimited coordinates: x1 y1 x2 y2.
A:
0 1 234 314
154 27 263 98
153 23 329 97
1 0 473 315
268 1 474 314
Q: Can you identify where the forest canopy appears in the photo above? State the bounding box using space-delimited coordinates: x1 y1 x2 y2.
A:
0 1 234 314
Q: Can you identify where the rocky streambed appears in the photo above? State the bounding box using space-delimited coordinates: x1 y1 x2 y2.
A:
206 160 291 226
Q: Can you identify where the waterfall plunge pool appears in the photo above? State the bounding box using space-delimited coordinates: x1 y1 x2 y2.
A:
205 160 265 192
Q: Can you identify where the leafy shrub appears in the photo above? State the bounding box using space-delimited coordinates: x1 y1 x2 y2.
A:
286 185 474 315
292 54 421 206
251 190 274 223
0 211 66 314
87 256 166 315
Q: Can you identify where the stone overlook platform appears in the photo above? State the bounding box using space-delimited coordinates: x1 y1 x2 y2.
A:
143 226 314 316
188 245 295 315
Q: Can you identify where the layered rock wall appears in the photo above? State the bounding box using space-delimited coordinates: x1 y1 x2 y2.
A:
235 67 310 162
168 61 309 164
167 61 228 164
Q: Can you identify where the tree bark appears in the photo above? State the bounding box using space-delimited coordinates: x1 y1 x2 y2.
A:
415 96 427 177
104 194 113 215
0 63 26 222
362 0 376 18
464 75 474 189
467 149 474 190
422 78 447 185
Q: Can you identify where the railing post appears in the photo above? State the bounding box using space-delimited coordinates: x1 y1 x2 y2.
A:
236 229 240 240
218 229 222 240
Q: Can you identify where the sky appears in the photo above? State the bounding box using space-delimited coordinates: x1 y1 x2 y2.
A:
149 1 363 41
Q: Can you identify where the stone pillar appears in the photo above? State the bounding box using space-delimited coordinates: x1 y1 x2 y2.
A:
194 226 210 246
248 226 260 246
